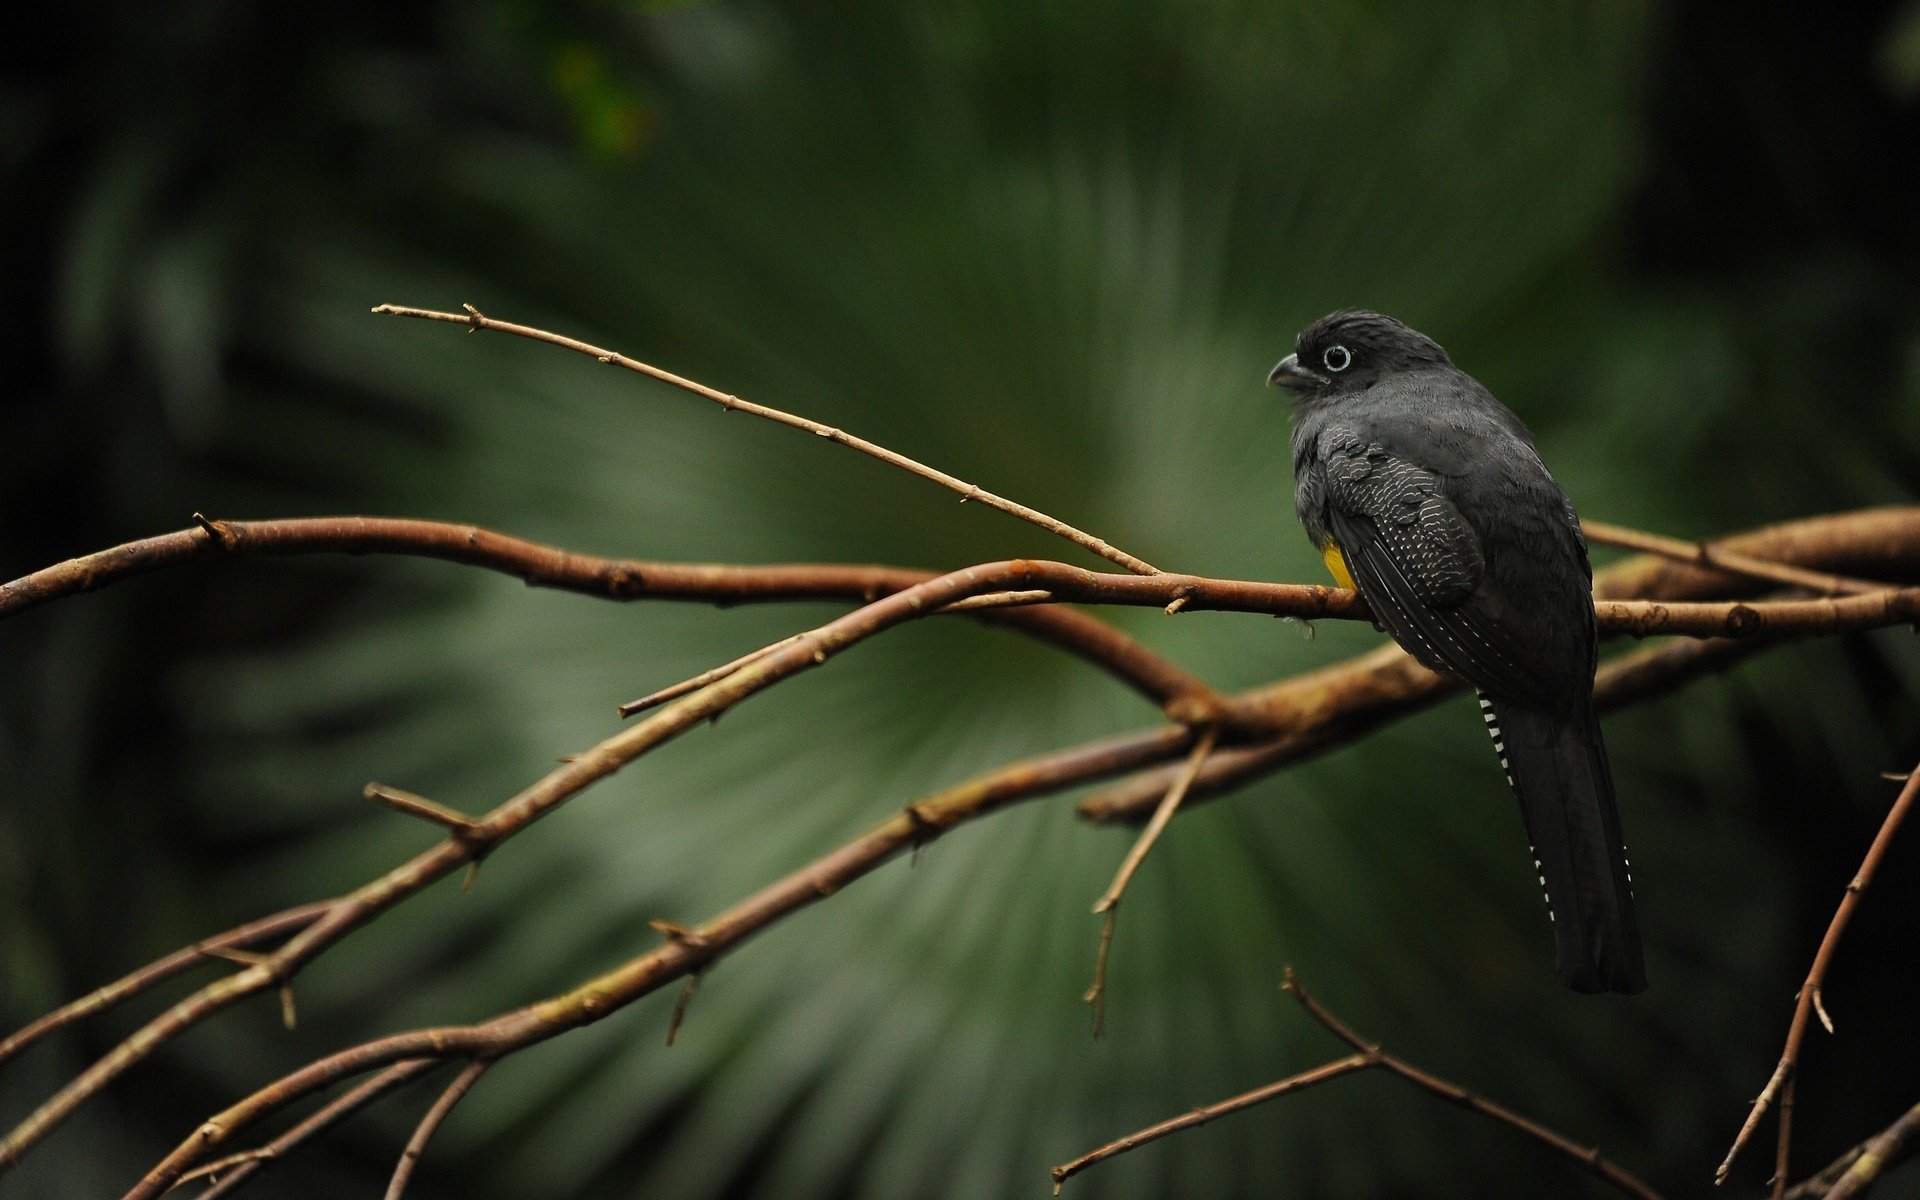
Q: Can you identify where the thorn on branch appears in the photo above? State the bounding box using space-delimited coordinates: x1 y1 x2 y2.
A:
619 636 801 718
938 589 1054 613
191 512 238 552
903 803 938 865
459 302 484 331
666 971 704 1047
173 1147 276 1189
364 783 483 843
648 918 711 951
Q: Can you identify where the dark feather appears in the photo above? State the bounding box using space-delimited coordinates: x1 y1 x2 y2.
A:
1483 696 1645 994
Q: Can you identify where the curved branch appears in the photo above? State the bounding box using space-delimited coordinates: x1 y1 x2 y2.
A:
0 516 1215 713
7 512 1915 723
191 1060 437 1200
371 303 1161 574
384 1060 490 1200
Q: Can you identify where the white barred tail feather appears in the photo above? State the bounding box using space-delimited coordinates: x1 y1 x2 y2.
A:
1477 690 1645 994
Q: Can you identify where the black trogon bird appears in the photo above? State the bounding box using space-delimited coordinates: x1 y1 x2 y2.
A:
1270 310 1646 995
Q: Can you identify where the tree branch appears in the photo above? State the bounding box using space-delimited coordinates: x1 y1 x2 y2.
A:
1581 520 1891 596
384 1060 491 1200
371 303 1162 574
1717 764 1920 1195
1078 635 1783 824
189 1060 438 1200
1806 1098 1920 1200
3 508 1915 1186
108 614 1894 1196
118 724 1200 1199
1083 726 1219 1037
1050 1053 1376 1189
10 557 1230 1174
1052 971 1662 1200
1080 504 1920 824
0 515 1221 714
0 902 331 1069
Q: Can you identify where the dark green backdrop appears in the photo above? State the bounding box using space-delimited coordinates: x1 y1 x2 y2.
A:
4 2 1919 1197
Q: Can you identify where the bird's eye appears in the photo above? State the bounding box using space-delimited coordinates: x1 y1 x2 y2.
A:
1322 345 1353 373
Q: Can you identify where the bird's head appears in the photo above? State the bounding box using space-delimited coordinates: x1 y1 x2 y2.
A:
1267 309 1451 398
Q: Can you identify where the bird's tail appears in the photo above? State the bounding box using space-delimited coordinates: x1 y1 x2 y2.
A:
1479 693 1647 994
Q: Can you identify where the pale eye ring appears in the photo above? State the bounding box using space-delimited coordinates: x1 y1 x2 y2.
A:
1322 344 1353 373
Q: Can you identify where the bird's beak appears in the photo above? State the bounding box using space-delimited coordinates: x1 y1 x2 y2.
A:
1267 353 1326 392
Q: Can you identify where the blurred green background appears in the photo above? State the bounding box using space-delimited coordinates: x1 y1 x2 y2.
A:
4 1 1920 1197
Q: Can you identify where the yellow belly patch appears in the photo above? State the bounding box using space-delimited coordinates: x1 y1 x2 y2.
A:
1320 542 1356 589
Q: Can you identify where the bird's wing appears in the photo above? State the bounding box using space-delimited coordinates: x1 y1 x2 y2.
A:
1317 426 1560 709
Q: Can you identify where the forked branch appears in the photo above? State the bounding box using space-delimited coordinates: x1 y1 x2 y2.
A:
1052 970 1663 1200
3 507 1916 1190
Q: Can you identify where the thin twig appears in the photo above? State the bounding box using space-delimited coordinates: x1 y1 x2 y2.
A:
1054 971 1662 1200
372 303 1161 574
1083 726 1219 1037
1717 763 1920 1193
1582 520 1888 596
1282 972 1663 1200
1050 1054 1375 1190
1093 727 1221 914
619 637 803 717
193 1060 437 1199
384 1059 491 1200
0 902 330 1069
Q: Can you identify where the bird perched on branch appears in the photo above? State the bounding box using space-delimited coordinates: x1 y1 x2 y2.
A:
1269 310 1645 994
